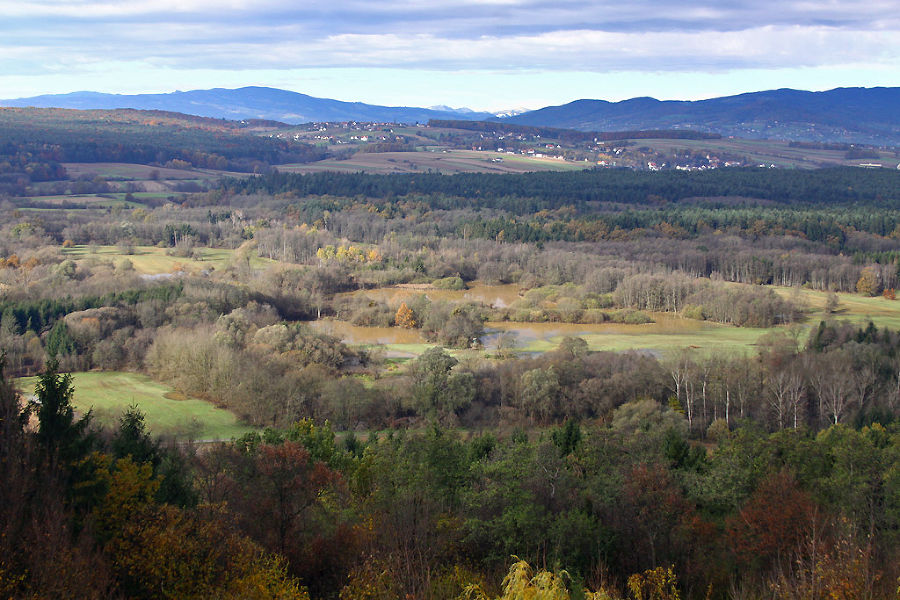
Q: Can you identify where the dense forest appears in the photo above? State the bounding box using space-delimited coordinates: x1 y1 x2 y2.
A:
223 167 900 210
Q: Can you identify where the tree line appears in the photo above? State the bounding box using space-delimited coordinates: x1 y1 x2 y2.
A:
222 167 900 211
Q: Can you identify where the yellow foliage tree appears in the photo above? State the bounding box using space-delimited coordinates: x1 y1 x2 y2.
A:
856 267 881 297
395 302 417 329
627 566 680 600
91 455 159 544
460 559 622 600
108 504 308 600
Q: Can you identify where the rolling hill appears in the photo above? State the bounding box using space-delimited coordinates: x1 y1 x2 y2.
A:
506 87 900 145
4 86 899 144
0 86 496 125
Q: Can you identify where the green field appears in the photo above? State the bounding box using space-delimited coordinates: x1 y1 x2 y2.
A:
61 162 238 181
621 138 899 169
62 244 276 275
17 371 253 440
773 286 900 330
19 193 145 209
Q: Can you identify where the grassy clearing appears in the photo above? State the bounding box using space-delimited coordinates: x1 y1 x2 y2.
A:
62 162 208 180
62 244 276 275
624 138 897 169
19 194 144 209
17 371 252 440
277 149 586 175
773 287 900 330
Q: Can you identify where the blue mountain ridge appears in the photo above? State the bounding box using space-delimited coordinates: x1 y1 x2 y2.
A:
3 86 898 144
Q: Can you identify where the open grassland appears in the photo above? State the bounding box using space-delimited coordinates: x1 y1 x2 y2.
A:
277 149 587 175
18 194 145 209
625 138 900 169
61 162 247 181
17 371 252 440
773 286 900 330
61 244 276 275
15 192 196 214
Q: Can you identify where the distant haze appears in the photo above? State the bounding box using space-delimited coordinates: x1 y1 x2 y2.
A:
3 86 899 145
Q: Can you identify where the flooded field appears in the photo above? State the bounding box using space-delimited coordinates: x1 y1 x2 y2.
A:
308 313 773 358
307 319 429 357
482 316 769 355
308 319 426 345
314 284 900 358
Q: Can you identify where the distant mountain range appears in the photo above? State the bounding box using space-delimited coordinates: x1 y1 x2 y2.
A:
0 87 497 125
506 87 900 145
3 86 899 145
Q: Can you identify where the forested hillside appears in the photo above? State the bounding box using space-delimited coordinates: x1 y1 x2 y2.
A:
506 87 900 145
0 107 323 194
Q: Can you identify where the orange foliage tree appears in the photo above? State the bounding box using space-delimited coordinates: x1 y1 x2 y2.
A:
395 302 417 329
726 470 817 575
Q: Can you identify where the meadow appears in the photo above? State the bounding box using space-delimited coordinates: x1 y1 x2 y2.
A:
625 138 899 169
61 162 206 180
17 371 252 440
772 286 900 329
61 243 276 275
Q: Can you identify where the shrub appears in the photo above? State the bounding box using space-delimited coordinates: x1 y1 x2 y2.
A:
432 276 466 290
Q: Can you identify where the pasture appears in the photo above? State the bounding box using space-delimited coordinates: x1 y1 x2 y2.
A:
773 286 900 330
61 162 242 181
61 244 276 275
17 371 252 440
622 138 898 169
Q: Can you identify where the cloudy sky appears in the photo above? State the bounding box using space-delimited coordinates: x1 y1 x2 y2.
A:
1 0 898 110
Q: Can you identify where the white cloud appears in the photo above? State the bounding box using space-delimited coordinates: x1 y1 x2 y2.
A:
14 24 890 72
0 0 897 99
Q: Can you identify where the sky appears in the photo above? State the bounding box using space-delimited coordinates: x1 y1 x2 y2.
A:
1 0 898 111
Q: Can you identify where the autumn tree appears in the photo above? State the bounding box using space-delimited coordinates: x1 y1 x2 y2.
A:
204 438 355 598
461 559 623 600
627 566 680 600
856 267 881 297
519 367 561 424
108 503 308 600
726 470 817 576
395 301 417 329
619 463 696 570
